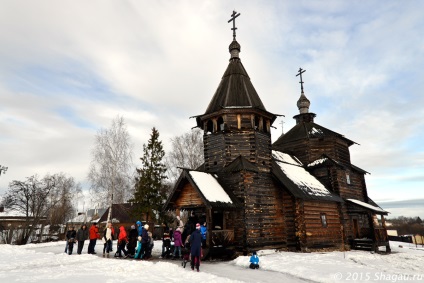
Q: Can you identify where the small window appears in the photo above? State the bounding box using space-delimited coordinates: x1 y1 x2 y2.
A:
320 213 327 228
346 173 351 185
217 117 224 131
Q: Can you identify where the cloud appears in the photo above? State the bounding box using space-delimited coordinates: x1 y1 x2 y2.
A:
0 1 423 210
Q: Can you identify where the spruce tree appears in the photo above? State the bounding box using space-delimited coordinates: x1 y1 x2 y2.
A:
131 127 167 222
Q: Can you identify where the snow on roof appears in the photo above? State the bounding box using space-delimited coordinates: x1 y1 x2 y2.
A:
272 151 333 197
309 127 324 136
272 150 302 166
0 209 27 217
68 214 90 223
347 199 388 214
189 171 232 203
307 157 328 167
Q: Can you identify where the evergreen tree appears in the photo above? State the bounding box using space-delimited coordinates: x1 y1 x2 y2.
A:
131 127 167 222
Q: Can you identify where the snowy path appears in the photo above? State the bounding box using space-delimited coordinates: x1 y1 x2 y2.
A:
1 241 422 283
25 241 310 283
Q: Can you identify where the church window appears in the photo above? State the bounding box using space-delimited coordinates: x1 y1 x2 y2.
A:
262 119 268 133
217 117 225 131
206 120 213 134
320 213 327 228
346 173 351 185
254 116 260 130
237 115 241 129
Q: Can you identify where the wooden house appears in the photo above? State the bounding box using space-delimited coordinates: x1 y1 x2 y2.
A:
164 19 390 254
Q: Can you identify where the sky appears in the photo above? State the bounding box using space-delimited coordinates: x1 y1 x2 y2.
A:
0 1 423 218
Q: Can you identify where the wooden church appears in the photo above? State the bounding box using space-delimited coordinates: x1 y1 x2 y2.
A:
164 12 390 254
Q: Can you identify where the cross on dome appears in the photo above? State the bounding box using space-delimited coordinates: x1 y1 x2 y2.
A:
228 10 240 41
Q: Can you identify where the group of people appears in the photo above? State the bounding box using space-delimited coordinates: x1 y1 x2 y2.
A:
65 224 89 255
64 220 154 260
160 215 207 272
65 215 260 272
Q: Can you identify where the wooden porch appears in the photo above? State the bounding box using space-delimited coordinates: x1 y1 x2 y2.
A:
351 226 390 252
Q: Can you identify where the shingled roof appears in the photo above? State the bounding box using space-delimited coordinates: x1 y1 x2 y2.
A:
203 58 267 115
222 155 259 173
306 154 369 174
273 121 357 149
272 150 343 202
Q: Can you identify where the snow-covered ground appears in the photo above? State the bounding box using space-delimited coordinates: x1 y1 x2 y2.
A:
0 241 423 282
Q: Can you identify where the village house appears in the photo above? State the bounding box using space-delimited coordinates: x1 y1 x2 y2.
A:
163 12 389 255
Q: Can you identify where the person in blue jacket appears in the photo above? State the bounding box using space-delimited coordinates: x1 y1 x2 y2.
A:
249 251 259 269
200 222 207 247
136 220 143 236
189 223 202 272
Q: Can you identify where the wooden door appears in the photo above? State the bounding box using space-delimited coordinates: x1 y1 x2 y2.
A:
353 219 359 238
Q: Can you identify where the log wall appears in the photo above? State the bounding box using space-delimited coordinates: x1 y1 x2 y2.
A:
174 182 204 208
303 200 343 249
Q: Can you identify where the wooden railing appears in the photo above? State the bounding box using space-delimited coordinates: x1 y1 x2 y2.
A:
211 229 234 246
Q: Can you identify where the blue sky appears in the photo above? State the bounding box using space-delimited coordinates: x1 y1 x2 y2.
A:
0 1 423 218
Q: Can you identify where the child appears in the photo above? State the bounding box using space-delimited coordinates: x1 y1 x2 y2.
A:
249 251 259 269
134 236 143 259
66 226 76 255
181 235 191 268
144 231 154 259
173 227 183 259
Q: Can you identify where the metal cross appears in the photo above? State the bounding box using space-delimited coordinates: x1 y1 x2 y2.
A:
280 119 285 134
296 68 306 94
228 10 240 41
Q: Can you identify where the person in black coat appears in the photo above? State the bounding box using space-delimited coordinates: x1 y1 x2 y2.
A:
127 225 138 257
76 224 89 254
189 223 202 271
66 226 77 255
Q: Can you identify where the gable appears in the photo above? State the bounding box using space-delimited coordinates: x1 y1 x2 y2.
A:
273 121 356 149
175 182 204 208
163 169 240 211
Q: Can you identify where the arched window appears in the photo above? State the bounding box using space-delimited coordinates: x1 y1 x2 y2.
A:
206 120 213 134
217 117 224 131
254 116 260 130
263 119 268 133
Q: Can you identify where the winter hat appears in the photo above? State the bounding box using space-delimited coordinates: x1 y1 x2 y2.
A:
252 251 257 255
131 225 135 229
196 223 200 229
144 224 149 230
136 221 141 226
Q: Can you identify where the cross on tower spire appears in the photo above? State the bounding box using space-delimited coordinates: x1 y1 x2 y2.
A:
280 119 285 134
296 68 306 94
228 10 240 41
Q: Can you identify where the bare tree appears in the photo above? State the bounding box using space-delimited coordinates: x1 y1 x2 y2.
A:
48 173 81 227
88 116 133 222
165 129 204 185
3 175 59 244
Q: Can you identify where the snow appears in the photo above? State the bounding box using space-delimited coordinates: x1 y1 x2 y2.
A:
0 241 423 282
68 214 89 223
189 171 232 203
0 209 26 217
272 151 333 197
309 127 324 136
308 158 328 167
347 199 388 214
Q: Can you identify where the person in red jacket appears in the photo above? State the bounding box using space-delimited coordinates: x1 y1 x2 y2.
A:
115 226 129 258
88 223 99 254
